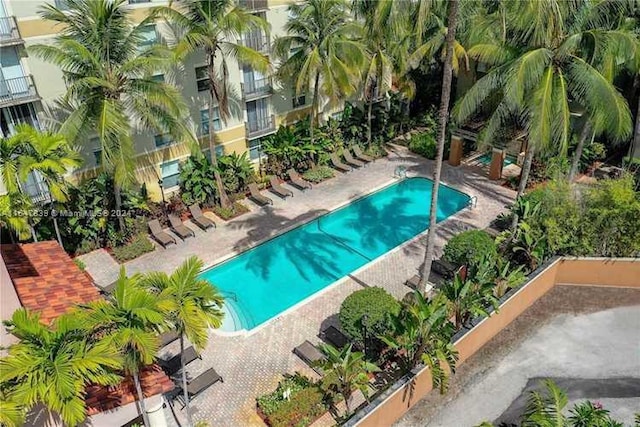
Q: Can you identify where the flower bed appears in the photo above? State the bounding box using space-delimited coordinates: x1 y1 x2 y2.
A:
110 233 155 263
212 201 249 221
256 374 327 427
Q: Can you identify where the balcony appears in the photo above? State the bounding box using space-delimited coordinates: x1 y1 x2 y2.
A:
238 0 268 11
241 32 270 54
0 17 22 46
0 75 40 107
246 114 275 140
241 77 272 100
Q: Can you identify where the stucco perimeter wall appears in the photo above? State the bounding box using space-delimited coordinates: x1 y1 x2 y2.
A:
556 258 640 288
352 257 639 427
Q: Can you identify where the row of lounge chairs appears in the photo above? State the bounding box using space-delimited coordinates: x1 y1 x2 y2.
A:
148 204 216 248
157 331 224 409
330 147 374 172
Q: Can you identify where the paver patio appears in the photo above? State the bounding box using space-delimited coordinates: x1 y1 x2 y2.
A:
80 145 515 426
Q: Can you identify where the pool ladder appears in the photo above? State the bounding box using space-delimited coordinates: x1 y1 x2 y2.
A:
468 196 478 209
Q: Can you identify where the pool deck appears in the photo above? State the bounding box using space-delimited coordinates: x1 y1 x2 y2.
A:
80 145 516 426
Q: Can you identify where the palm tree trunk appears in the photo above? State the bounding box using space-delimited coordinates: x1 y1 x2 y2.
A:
367 95 374 146
310 71 320 164
53 216 63 247
114 184 126 231
343 389 351 414
179 334 193 427
419 0 460 294
510 145 535 231
207 53 231 209
568 122 591 182
631 86 640 159
133 371 151 427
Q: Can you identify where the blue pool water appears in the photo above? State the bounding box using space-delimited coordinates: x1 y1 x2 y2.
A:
478 152 516 166
200 177 470 332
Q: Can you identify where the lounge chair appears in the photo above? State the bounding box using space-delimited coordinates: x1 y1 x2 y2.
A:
168 214 195 240
96 280 117 295
293 340 326 375
287 169 312 190
330 153 352 173
343 150 365 168
248 183 273 206
320 325 349 349
159 330 180 347
189 204 216 230
353 146 374 163
176 368 224 408
148 220 176 248
269 177 294 199
405 275 436 297
159 346 201 376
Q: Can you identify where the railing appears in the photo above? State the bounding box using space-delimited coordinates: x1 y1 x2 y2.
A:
21 181 52 205
0 75 39 105
0 16 21 45
238 0 268 11
246 114 275 139
241 77 271 99
241 32 270 53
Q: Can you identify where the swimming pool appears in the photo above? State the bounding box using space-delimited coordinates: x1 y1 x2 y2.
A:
478 152 517 166
201 177 471 332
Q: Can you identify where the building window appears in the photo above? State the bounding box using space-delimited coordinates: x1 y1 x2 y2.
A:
151 74 164 82
195 66 209 92
138 24 157 50
200 107 222 135
160 160 180 189
292 92 306 108
248 138 265 160
154 134 173 148
205 145 224 161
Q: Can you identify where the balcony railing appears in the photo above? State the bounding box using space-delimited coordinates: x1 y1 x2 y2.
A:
241 32 270 54
241 77 271 100
0 75 39 106
238 0 268 11
246 114 275 140
0 16 22 46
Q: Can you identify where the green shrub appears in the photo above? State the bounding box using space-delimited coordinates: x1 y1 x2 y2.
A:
443 230 498 268
212 202 249 220
180 156 217 206
408 132 437 159
302 166 335 183
266 387 326 427
111 233 155 263
364 144 387 159
339 287 400 346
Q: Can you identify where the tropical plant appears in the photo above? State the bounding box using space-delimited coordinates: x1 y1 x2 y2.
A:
217 152 255 194
273 0 365 153
0 124 81 241
380 292 457 392
419 0 460 293
453 0 634 213
0 309 121 426
492 257 526 298
179 156 218 206
318 344 379 415
0 193 32 241
32 0 193 230
142 256 224 426
0 389 23 427
153 0 269 209
79 268 165 427
498 221 548 272
569 401 623 427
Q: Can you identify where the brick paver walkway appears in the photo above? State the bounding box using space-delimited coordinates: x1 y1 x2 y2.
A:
81 146 515 426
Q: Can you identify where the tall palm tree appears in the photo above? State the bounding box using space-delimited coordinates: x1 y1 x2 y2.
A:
418 0 460 293
273 0 365 152
0 309 121 427
318 343 379 415
141 256 224 427
32 0 193 228
154 0 269 209
380 292 457 393
454 0 634 212
80 268 165 427
0 124 81 241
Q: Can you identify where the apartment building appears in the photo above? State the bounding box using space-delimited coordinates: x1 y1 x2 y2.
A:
1 0 320 201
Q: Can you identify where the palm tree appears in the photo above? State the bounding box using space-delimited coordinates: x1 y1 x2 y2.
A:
418 0 460 293
153 0 269 209
0 390 23 427
0 124 81 241
80 268 165 427
318 343 379 415
439 270 498 330
273 0 365 153
141 256 224 427
0 309 121 426
380 292 457 393
454 0 634 213
32 0 193 228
